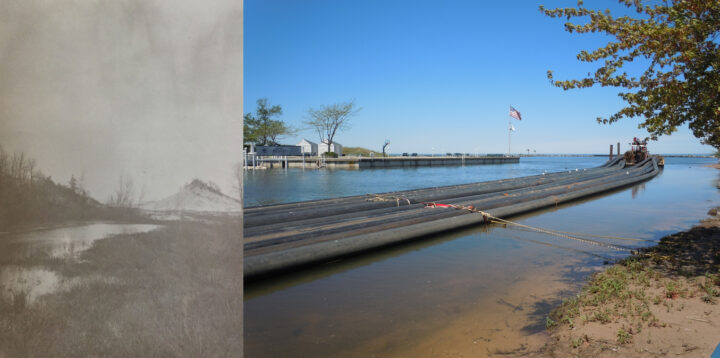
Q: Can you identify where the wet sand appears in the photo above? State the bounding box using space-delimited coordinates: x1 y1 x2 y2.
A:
339 261 597 357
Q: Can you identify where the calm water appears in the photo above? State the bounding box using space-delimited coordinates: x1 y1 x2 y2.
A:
1 223 162 260
244 156 719 357
243 156 608 206
0 223 161 305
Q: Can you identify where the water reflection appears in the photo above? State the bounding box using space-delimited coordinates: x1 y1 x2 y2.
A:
631 182 646 199
0 266 59 305
245 224 497 300
2 223 161 259
0 223 160 305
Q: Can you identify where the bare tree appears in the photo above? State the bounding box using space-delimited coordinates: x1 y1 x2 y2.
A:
305 100 360 154
382 140 390 158
0 145 7 180
10 152 26 183
26 158 36 185
0 149 5 188
8 152 35 186
108 174 135 208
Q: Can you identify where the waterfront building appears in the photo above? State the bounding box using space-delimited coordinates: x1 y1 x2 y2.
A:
297 139 318 156
318 140 343 156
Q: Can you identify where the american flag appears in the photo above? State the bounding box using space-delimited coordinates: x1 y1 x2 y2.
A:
509 106 522 121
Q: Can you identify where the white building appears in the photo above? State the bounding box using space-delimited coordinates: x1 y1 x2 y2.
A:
297 139 318 156
318 140 343 156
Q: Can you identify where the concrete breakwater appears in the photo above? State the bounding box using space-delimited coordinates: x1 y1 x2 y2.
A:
244 157 662 278
254 155 519 169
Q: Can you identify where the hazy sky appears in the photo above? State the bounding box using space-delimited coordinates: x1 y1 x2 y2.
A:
245 0 714 155
0 1 243 201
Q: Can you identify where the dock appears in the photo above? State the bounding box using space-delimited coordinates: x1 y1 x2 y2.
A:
253 155 519 169
244 157 661 278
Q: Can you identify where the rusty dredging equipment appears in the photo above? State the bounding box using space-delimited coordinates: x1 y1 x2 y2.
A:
244 157 661 278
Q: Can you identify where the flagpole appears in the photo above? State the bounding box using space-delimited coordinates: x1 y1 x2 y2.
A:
508 117 511 156
508 106 521 157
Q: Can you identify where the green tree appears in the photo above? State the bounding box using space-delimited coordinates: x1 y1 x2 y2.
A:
244 98 293 146
243 115 259 144
541 0 720 148
305 100 360 153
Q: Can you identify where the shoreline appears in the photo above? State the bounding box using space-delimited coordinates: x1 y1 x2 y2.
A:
242 157 718 356
539 209 720 356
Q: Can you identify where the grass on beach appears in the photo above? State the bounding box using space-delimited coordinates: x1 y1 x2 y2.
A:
543 212 720 357
342 146 382 156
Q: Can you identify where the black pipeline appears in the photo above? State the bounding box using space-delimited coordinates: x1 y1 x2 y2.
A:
244 157 661 278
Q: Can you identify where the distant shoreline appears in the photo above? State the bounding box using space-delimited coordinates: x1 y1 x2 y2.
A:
373 154 716 158
542 154 714 158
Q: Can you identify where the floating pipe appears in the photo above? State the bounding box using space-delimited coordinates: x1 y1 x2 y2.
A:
244 158 659 278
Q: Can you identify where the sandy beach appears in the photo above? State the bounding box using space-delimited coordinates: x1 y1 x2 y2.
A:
539 167 720 357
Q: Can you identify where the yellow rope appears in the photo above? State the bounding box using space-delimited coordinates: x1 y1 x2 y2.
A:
501 231 617 262
366 194 412 206
423 202 636 252
506 226 651 242
488 216 632 252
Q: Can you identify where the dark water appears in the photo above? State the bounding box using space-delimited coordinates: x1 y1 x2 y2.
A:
244 156 719 357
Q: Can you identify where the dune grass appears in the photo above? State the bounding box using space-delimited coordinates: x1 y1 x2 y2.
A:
0 217 243 357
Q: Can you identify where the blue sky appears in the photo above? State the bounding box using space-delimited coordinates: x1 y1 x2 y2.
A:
244 0 714 155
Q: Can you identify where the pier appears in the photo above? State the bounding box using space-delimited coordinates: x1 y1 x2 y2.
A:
248 155 519 169
244 157 662 278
